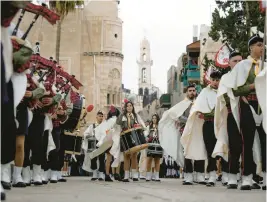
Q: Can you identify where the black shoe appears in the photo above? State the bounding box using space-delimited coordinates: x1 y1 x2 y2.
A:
206 182 215 187
251 183 261 189
217 175 222 181
155 179 161 182
198 181 207 185
50 180 57 183
146 180 151 182
98 178 104 181
1 182 11 190
240 185 251 190
26 183 31 186
262 186 266 190
152 179 155 181
91 178 98 181
105 175 113 182
222 182 228 186
12 182 26 188
183 182 193 185
1 191 5 201
33 181 43 186
133 178 139 182
122 179 130 182
42 181 48 184
114 174 119 181
58 178 67 182
140 177 146 180
227 184 238 189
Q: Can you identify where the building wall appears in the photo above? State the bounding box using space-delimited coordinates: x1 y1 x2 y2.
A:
12 0 123 126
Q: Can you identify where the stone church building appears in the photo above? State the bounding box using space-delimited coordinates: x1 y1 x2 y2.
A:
12 0 123 124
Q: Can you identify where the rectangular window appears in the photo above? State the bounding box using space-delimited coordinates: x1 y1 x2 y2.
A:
107 94 110 105
113 94 115 104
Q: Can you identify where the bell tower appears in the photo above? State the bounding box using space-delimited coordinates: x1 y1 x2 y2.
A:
137 37 153 96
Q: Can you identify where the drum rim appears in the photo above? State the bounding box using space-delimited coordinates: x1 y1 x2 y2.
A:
120 126 143 136
124 143 148 154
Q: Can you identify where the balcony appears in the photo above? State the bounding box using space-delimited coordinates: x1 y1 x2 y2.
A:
160 94 171 108
187 70 200 82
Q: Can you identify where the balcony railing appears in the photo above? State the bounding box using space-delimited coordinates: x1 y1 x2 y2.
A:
187 70 200 81
160 94 171 108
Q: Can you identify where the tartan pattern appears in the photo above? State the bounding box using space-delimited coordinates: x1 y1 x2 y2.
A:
30 55 56 70
26 74 38 91
70 89 80 103
60 100 68 110
246 94 257 101
24 2 60 25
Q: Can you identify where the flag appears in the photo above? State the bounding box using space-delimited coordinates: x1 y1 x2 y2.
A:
259 0 267 13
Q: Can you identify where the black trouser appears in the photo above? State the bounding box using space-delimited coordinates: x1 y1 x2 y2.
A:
58 132 66 171
23 113 45 166
227 110 241 174
184 158 205 173
203 121 217 172
249 100 266 180
49 127 61 170
1 81 17 164
229 99 256 176
16 102 29 136
42 127 62 171
91 152 105 172
221 158 229 173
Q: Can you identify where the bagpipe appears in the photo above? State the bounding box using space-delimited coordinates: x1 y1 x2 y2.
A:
9 1 84 116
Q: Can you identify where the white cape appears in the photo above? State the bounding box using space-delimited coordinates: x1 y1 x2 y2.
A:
213 60 263 173
181 86 216 160
158 98 193 167
255 66 266 133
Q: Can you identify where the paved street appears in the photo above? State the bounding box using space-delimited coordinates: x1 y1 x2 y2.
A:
6 177 266 202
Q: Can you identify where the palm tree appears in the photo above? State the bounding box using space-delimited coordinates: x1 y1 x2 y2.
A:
49 1 84 62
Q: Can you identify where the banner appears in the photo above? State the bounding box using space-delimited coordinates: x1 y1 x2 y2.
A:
214 43 231 68
259 0 267 13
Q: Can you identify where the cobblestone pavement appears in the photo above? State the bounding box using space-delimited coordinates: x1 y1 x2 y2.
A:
5 177 266 202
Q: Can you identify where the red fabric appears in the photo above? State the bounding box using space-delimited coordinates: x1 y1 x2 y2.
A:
52 119 61 127
24 2 60 25
246 94 257 101
70 89 80 103
60 100 68 110
26 74 38 90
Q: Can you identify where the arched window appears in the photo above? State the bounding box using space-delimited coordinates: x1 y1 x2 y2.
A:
144 88 149 96
139 88 143 96
143 53 146 62
142 68 146 83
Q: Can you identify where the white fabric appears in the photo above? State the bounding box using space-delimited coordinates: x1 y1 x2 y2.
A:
44 115 56 156
12 166 23 184
242 174 253 186
255 67 266 132
1 26 13 83
28 108 33 126
1 163 11 183
22 166 31 184
228 173 237 185
159 98 193 167
213 59 263 162
32 164 42 183
181 86 217 160
11 72 27 123
208 171 216 183
50 171 58 181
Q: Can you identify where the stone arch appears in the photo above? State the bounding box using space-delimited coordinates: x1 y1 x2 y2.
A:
108 68 120 79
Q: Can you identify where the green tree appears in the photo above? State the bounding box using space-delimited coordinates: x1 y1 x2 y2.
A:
49 1 84 62
209 0 265 57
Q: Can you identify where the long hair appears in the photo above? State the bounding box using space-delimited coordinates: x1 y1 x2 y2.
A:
106 107 120 120
149 113 160 129
123 101 138 122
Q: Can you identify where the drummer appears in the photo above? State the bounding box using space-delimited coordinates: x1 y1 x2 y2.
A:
146 114 162 182
84 110 105 181
116 101 147 182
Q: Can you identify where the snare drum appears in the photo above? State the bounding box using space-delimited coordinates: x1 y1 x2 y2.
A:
87 136 97 153
120 127 148 155
63 131 83 155
147 143 163 158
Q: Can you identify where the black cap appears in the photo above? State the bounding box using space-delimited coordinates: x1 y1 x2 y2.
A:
229 51 242 59
210 70 222 79
97 110 103 115
248 34 263 47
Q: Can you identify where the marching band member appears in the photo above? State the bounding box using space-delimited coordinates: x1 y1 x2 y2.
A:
146 114 162 182
159 84 197 185
212 51 243 187
213 34 265 190
181 71 222 187
83 111 105 181
116 101 147 182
